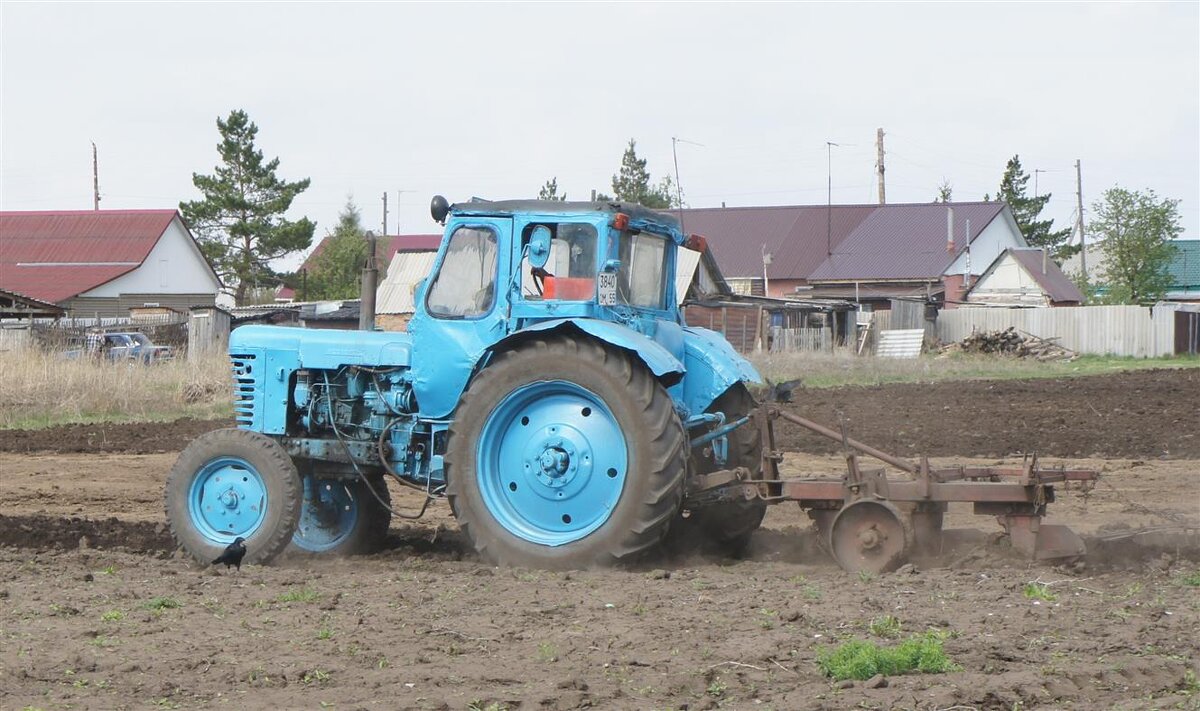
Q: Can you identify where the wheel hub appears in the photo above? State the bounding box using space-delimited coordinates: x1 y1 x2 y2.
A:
477 382 628 546
187 458 268 543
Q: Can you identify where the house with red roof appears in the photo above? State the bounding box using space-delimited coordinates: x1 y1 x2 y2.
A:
0 209 221 317
679 201 1029 308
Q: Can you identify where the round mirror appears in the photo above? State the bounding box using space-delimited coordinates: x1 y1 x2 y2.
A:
528 225 552 270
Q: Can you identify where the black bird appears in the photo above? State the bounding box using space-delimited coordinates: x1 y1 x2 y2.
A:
766 378 803 404
212 537 247 571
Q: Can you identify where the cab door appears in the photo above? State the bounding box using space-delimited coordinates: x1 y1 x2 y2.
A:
408 216 512 418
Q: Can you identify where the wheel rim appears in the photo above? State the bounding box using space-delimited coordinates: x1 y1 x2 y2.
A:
476 380 628 546
829 500 909 574
187 456 268 544
292 478 360 552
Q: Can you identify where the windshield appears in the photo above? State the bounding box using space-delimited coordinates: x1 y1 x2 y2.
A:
426 225 499 318
129 333 152 346
616 231 669 310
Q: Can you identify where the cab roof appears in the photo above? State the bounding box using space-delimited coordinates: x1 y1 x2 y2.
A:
450 199 683 241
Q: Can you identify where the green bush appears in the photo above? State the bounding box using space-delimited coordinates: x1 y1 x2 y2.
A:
817 631 959 681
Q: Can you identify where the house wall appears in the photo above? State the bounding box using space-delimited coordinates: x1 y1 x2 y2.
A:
767 279 805 299
81 217 221 298
376 313 412 332
965 253 1051 307
945 211 1026 278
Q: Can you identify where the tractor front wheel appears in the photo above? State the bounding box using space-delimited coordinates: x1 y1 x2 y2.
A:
445 337 686 568
164 428 302 566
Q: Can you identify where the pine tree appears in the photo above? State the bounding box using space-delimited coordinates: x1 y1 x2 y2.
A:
181 110 315 305
935 180 953 203
610 139 677 209
995 155 1071 257
305 199 378 301
538 177 567 201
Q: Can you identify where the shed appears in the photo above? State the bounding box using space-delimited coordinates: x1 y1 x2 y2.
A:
965 248 1084 307
187 306 232 361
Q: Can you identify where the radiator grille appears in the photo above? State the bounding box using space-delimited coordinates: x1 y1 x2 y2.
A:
230 353 259 428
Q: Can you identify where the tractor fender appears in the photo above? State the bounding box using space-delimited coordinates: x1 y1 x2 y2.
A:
679 326 763 416
502 319 685 385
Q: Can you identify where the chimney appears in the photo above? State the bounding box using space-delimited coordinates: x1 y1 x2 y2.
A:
946 207 955 254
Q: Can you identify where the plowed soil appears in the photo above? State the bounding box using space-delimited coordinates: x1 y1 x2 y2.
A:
1 369 1198 710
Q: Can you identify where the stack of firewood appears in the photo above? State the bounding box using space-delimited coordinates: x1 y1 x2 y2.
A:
940 327 1077 361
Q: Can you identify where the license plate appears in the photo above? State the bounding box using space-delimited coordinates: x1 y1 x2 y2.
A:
598 272 617 306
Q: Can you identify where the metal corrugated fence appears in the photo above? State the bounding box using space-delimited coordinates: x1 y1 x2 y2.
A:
937 305 1176 357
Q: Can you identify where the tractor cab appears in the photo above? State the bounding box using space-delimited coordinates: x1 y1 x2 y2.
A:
408 198 691 418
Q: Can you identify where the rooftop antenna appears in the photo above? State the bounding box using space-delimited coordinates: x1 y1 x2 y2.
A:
826 141 840 257
671 137 704 234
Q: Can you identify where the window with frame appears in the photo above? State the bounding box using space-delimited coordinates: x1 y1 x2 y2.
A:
520 222 598 300
616 231 669 310
425 226 499 318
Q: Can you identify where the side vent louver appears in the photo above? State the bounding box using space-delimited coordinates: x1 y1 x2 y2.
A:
230 354 259 429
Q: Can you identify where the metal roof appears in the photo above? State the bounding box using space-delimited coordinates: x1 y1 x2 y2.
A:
680 204 877 280
0 209 178 303
806 202 1006 281
384 234 442 259
1004 248 1085 303
1166 240 1200 290
376 251 438 314
680 202 1006 282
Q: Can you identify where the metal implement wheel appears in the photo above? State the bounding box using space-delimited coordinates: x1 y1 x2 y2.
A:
164 428 302 566
446 336 686 568
289 476 391 555
677 385 767 554
829 500 911 574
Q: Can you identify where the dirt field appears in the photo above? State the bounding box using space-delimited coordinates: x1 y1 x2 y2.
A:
1 370 1198 710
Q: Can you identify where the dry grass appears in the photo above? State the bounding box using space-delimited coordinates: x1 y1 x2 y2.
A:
0 349 233 429
749 350 1200 389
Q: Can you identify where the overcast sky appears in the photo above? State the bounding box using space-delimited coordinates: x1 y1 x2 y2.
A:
2 2 1197 270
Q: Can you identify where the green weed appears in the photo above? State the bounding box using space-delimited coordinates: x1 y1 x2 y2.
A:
868 615 902 639
1023 583 1058 602
143 597 181 611
276 588 320 603
536 642 558 663
817 630 960 681
100 610 124 622
1178 571 1200 587
706 678 728 697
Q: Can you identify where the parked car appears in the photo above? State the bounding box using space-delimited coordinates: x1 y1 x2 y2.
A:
63 332 174 364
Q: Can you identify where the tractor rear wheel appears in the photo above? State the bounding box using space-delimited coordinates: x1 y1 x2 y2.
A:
445 336 686 568
164 428 302 566
289 475 391 555
683 385 767 552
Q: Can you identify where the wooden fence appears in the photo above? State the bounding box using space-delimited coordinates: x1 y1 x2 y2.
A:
936 305 1178 357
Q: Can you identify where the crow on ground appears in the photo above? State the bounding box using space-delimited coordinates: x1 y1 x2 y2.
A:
766 378 803 403
212 537 247 571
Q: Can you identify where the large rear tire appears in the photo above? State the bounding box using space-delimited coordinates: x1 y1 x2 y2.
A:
164 428 302 566
681 385 767 552
445 336 686 569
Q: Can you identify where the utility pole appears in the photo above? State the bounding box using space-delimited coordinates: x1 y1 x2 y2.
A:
826 141 839 256
1075 160 1087 280
91 142 100 210
358 195 383 330
875 128 886 204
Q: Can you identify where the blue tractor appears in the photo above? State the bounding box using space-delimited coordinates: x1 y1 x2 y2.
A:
165 197 771 568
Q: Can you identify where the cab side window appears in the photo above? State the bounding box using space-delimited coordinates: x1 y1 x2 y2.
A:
426 226 499 318
520 223 598 299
